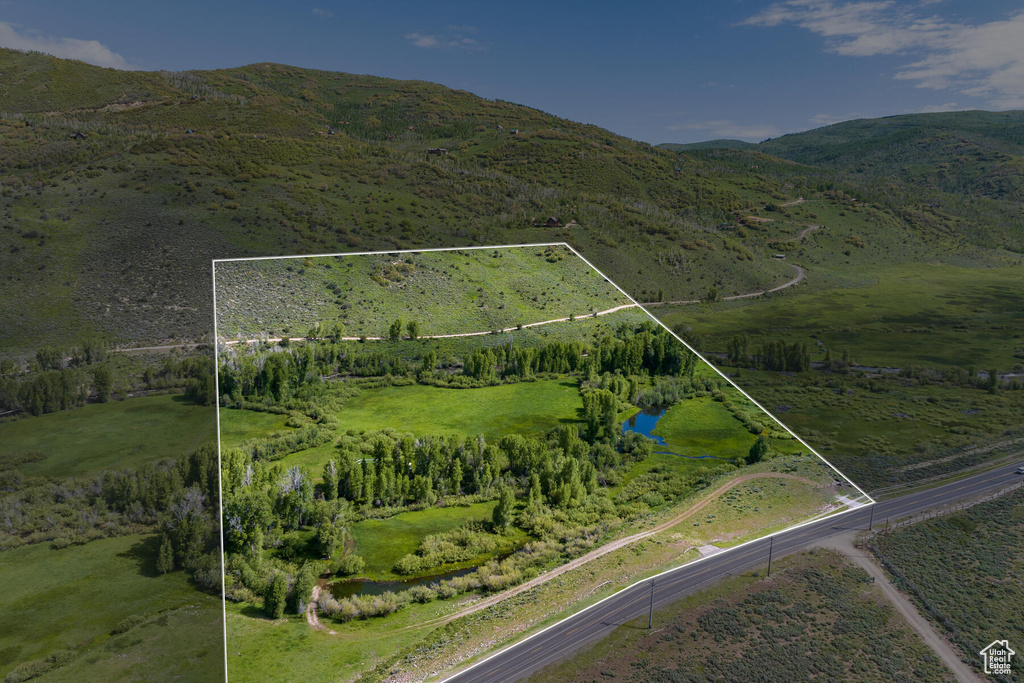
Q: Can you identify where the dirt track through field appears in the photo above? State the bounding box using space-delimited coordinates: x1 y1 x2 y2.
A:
815 532 984 683
124 257 811 351
419 472 824 627
306 472 832 637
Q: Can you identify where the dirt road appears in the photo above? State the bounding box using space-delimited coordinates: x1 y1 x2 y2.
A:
403 472 827 631
814 532 983 683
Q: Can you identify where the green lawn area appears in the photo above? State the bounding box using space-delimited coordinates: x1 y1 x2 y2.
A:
0 534 216 680
657 264 1024 370
337 379 583 441
653 396 757 461
350 501 498 579
217 407 291 450
37 600 224 683
225 593 452 683
0 394 216 477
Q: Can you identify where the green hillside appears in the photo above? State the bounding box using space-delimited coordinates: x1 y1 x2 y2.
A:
662 110 1024 253
8 50 1016 352
0 48 801 350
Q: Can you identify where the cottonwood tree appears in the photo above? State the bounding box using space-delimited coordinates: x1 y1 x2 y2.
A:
389 318 403 341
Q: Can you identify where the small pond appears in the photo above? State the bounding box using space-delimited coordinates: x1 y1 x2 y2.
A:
622 405 734 462
329 565 477 600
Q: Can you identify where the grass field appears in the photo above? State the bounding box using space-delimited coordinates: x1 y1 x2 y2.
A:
724 370 1024 490
217 408 291 450
225 593 454 683
350 501 498 579
334 379 583 441
37 601 224 683
657 263 1024 370
0 534 221 681
527 549 953 683
0 394 216 477
214 245 630 340
653 396 758 460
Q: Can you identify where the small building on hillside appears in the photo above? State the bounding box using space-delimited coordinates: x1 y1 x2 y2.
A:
427 148 449 155
545 216 561 227
70 131 87 140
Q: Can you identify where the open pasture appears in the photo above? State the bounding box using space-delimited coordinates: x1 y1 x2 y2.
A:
658 263 1024 370
0 394 216 477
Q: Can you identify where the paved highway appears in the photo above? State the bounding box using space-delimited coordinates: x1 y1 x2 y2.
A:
442 462 1023 683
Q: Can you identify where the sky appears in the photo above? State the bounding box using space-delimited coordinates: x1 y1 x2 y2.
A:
1 0 1023 144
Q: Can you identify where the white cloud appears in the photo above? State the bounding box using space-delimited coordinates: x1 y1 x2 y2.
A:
667 120 782 141
914 102 960 113
312 8 333 18
743 2 1024 110
405 28 482 51
407 33 440 48
0 22 135 70
809 111 876 126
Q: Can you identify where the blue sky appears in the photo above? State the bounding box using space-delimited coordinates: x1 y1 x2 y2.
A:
1 1 1022 143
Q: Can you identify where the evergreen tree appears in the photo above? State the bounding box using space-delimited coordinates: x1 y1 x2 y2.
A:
747 435 769 465
265 572 288 619
492 484 515 529
157 534 175 574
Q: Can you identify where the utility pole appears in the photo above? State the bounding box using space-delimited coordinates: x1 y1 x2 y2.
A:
767 536 774 577
648 580 655 629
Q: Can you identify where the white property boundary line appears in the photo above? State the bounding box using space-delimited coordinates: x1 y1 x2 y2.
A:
211 241 875 683
212 259 229 683
562 243 874 505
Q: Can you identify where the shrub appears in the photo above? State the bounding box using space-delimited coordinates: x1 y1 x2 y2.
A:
336 554 366 576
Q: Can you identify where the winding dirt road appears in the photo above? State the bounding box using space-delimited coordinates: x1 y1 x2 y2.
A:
221 263 809 347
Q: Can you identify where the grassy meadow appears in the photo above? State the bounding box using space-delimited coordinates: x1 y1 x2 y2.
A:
331 379 583 440
0 534 222 681
214 245 631 340
0 393 216 477
657 263 1024 370
349 501 501 579
717 368 1024 490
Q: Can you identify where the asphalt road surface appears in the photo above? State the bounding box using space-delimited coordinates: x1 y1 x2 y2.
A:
442 462 1023 683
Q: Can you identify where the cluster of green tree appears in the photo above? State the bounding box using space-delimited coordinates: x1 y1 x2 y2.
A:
318 455 741 623
0 367 91 416
897 364 1023 393
633 374 724 408
1 444 222 590
217 323 701 406
0 350 216 415
726 335 811 372
217 321 743 619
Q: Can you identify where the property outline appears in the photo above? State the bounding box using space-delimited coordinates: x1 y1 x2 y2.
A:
211 241 875 683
